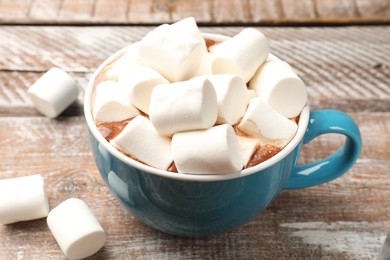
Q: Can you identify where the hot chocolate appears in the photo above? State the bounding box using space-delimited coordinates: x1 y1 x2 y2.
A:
90 17 307 174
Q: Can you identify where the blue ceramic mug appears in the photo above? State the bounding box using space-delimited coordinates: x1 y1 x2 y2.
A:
84 33 362 237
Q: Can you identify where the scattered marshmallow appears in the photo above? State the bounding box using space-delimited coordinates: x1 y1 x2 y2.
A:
172 124 243 174
28 67 79 118
194 74 249 124
236 136 260 167
118 64 168 114
47 198 106 260
149 78 218 135
93 80 140 124
138 17 206 82
110 116 173 170
104 41 142 78
211 28 269 83
0 175 49 225
249 60 307 118
238 97 297 147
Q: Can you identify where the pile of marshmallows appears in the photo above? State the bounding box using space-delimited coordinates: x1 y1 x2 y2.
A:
94 17 307 174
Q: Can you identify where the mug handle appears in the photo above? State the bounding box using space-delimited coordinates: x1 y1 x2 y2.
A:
284 110 362 189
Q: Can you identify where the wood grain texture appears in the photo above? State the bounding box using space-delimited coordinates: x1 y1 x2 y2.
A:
0 25 389 258
0 0 389 24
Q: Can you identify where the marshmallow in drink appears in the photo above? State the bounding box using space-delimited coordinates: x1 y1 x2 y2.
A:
104 41 142 78
138 17 206 82
236 136 260 167
238 97 297 147
149 78 218 135
194 51 215 76
211 28 269 83
194 74 249 124
0 174 49 224
93 80 140 124
172 124 243 174
249 60 307 118
47 198 106 260
110 116 173 170
28 67 79 118
118 64 168 114
247 89 257 99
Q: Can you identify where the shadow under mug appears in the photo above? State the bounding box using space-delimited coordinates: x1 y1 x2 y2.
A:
84 33 362 237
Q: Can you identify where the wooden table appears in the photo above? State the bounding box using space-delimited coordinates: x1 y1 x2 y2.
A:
1 2 390 259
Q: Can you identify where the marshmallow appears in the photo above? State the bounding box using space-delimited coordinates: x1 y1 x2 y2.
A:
172 124 243 174
249 60 307 118
93 80 140 124
47 198 106 260
28 67 79 118
195 74 249 124
110 116 173 170
236 136 260 167
247 89 257 99
194 51 215 76
149 78 218 135
0 175 49 224
211 28 269 83
103 41 142 78
118 64 168 114
238 97 297 147
139 17 206 82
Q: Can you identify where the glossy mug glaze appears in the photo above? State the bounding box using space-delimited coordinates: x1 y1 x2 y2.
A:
84 33 362 237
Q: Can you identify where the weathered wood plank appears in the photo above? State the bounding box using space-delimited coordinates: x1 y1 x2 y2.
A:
0 0 389 24
0 112 388 259
0 26 389 117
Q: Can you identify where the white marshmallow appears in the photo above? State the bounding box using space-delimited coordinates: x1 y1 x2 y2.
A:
0 175 49 224
211 28 269 83
28 67 79 118
247 89 257 99
236 136 260 167
194 74 249 124
172 124 243 174
249 60 307 118
47 198 106 260
118 64 168 114
93 80 140 124
149 78 218 135
104 41 142 78
194 51 215 76
110 116 173 170
238 97 297 147
139 17 206 82
267 53 282 62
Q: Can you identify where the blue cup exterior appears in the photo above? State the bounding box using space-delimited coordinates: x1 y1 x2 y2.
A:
87 109 362 237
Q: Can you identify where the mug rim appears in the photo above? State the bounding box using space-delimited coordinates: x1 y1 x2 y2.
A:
84 32 310 182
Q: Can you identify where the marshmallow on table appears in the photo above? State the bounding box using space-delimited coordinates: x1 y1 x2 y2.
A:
172 124 244 174
0 174 49 225
118 64 168 114
194 74 249 124
238 97 297 148
28 67 79 118
104 41 142 78
236 136 260 167
149 78 218 135
249 60 307 118
93 80 140 124
47 198 106 260
138 17 206 82
110 116 173 170
211 28 269 83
